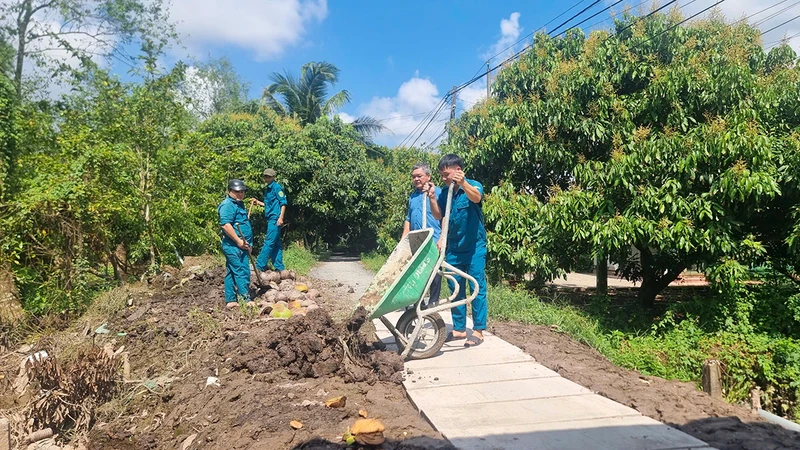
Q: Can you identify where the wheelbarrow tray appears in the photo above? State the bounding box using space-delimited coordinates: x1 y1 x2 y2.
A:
358 228 438 319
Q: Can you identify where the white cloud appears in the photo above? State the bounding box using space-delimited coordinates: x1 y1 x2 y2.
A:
483 12 522 61
170 0 327 60
353 74 449 148
459 85 487 109
336 112 356 123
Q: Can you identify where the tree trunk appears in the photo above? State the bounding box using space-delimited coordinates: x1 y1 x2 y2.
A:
145 198 156 268
636 246 685 308
0 265 24 324
14 0 32 97
596 250 608 296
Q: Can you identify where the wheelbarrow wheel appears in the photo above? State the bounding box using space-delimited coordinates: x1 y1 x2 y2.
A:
395 309 447 360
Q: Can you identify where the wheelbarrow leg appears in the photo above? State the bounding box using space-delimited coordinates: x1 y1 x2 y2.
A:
379 316 410 349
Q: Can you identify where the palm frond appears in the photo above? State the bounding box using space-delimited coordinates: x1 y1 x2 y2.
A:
322 90 351 116
351 115 388 137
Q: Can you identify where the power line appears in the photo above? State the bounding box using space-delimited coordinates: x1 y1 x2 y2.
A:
396 93 450 148
764 30 800 48
552 0 627 39
549 1 604 36
753 0 800 26
625 0 723 51
454 0 680 95
760 13 800 35
583 0 655 33
484 0 590 64
400 0 618 148
407 96 452 149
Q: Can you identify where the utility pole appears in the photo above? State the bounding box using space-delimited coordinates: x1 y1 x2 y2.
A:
450 86 457 121
486 61 491 99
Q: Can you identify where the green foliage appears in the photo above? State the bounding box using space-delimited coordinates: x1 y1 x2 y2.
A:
448 12 800 305
283 244 318 276
262 61 385 138
360 251 388 273
483 183 563 284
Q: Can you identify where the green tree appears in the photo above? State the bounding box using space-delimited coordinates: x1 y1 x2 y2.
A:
178 56 250 121
0 0 175 97
448 12 800 306
262 61 385 138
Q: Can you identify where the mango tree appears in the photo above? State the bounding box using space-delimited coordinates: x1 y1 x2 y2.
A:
447 13 800 306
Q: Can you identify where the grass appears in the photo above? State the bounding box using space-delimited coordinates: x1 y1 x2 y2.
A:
360 251 388 273
283 243 318 276
488 284 615 356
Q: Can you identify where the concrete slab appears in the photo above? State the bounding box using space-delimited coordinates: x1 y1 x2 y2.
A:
370 295 714 450
406 335 533 370
405 377 591 404
404 361 560 390
413 394 641 430
445 415 711 450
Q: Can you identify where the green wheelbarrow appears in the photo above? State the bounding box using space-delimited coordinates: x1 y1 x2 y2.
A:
357 184 479 360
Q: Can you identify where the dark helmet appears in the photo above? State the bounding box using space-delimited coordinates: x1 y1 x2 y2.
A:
227 179 246 191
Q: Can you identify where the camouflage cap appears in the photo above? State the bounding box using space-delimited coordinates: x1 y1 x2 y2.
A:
262 168 277 177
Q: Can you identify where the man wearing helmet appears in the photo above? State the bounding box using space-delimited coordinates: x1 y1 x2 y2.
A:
218 179 253 308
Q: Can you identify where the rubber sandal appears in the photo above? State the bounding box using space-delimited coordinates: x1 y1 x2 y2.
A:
464 336 484 347
225 302 238 309
446 332 468 342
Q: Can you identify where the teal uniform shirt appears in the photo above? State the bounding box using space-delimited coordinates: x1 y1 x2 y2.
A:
264 181 287 221
436 179 486 256
218 196 252 246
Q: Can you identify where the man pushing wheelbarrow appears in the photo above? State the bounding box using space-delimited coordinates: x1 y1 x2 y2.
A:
357 154 487 359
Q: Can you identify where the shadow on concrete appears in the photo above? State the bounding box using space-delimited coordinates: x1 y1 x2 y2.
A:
291 416 800 449
290 436 454 449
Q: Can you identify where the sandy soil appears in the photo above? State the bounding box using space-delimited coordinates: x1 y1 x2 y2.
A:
491 321 800 450
1 261 451 450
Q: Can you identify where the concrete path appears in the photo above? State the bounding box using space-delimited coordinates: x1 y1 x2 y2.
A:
374 311 715 450
311 259 714 449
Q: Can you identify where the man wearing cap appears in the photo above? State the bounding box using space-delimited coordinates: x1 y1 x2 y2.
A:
218 179 253 307
252 168 287 272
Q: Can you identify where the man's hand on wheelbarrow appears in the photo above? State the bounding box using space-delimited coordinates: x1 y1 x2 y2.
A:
424 182 436 199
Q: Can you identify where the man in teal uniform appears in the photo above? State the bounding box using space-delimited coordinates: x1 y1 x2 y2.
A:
218 179 253 308
253 168 287 271
427 154 488 346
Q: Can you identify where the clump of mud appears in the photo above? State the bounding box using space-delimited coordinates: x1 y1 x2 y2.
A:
220 307 404 384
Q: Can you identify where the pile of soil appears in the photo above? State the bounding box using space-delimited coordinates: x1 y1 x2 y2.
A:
0 263 450 450
492 321 800 450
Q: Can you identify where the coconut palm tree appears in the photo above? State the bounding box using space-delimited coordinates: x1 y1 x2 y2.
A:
262 61 386 138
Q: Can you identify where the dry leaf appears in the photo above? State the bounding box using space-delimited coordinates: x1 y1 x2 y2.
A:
289 420 303 429
351 418 385 435
325 395 347 408
358 409 368 418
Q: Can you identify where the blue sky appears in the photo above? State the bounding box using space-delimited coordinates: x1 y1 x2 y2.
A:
152 0 800 145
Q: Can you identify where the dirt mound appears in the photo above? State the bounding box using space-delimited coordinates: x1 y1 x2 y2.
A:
1 264 442 449
221 308 403 384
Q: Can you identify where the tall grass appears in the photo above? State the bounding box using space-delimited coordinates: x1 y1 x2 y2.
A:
283 244 318 276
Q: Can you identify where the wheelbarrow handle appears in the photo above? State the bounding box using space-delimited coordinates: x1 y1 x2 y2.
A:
438 183 456 255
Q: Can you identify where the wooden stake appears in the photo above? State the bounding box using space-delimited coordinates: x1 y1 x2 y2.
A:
702 359 722 399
